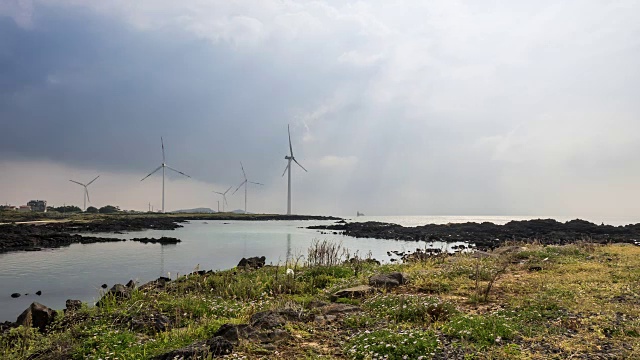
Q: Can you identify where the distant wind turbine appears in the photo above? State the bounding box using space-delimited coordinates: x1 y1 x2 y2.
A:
140 137 191 213
282 124 307 215
233 162 263 214
69 175 100 211
213 186 232 213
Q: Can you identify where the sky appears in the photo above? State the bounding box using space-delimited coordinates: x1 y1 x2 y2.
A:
1 0 639 219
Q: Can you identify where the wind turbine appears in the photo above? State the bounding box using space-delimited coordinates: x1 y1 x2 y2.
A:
232 162 263 214
282 124 307 215
213 186 232 213
140 137 191 213
69 175 100 211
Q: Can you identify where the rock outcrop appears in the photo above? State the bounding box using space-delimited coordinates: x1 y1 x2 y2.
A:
16 302 57 332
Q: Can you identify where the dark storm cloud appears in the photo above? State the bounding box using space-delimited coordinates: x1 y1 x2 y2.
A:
0 5 374 185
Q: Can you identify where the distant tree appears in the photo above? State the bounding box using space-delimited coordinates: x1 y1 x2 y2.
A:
50 205 82 213
86 206 99 214
99 205 120 214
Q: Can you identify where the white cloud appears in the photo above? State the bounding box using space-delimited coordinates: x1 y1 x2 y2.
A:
318 155 358 168
0 0 34 28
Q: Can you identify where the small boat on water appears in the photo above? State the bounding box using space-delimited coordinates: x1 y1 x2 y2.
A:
357 211 365 217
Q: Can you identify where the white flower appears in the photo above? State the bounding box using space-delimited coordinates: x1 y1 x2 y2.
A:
286 268 295 276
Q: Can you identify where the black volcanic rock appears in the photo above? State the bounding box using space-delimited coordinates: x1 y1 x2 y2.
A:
309 219 640 251
16 302 57 332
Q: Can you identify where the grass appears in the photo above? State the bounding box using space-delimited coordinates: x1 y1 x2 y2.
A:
2 242 640 359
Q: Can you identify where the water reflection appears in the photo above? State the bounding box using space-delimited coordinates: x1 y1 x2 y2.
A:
286 233 292 263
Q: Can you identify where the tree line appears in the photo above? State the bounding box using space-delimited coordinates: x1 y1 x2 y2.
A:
47 205 120 214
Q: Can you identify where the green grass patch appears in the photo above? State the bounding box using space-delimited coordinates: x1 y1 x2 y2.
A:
442 314 515 349
345 329 438 360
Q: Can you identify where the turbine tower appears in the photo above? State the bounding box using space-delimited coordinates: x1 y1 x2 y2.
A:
282 124 307 215
213 186 232 213
140 137 191 213
232 162 263 214
69 175 100 211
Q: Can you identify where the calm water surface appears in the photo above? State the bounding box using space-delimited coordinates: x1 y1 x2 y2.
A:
1 215 637 322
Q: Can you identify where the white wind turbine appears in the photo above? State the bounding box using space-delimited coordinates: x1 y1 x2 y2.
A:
69 175 100 211
213 186 232 213
282 124 307 215
140 137 191 213
233 162 263 214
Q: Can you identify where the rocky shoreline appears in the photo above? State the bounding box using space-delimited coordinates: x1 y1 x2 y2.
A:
0 214 339 253
310 218 640 251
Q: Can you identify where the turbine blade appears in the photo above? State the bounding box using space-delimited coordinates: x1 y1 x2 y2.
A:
288 124 293 157
282 163 290 177
224 186 232 195
249 181 264 186
232 180 247 195
86 175 100 186
69 180 84 186
240 162 247 180
293 158 308 172
85 187 90 203
161 137 165 163
224 196 228 206
141 165 163 181
213 191 224 195
166 166 191 178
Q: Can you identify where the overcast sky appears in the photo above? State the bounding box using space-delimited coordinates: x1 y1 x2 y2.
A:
1 0 639 219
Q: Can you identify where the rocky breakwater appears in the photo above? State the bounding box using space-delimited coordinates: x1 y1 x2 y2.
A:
310 219 640 251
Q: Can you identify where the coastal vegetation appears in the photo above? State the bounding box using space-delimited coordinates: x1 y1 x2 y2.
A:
1 240 639 359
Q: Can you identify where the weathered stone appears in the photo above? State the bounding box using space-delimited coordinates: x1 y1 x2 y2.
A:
214 323 253 345
151 336 232 359
96 284 131 307
250 311 286 329
130 312 171 334
16 302 57 332
140 276 172 291
65 299 82 312
368 272 408 288
237 256 266 269
125 280 136 289
330 285 374 301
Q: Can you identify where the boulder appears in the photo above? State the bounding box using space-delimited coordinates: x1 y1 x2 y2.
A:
237 256 266 269
125 280 136 289
214 323 253 345
10 293 20 298
96 284 131 307
368 272 408 288
16 302 57 332
65 299 82 312
139 276 172 291
250 311 286 330
130 312 171 334
1 321 17 334
330 285 375 301
152 336 232 359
